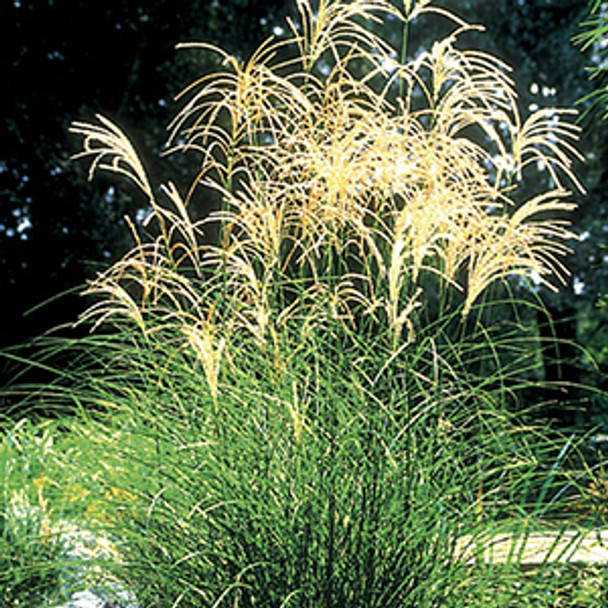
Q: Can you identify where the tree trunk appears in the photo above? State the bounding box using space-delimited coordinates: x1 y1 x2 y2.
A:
537 303 580 429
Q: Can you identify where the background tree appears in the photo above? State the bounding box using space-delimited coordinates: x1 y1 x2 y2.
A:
0 0 288 361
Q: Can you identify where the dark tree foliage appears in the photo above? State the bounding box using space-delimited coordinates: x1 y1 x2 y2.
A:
0 0 288 361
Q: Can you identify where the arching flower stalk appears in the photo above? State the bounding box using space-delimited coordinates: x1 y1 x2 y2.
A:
71 0 583 372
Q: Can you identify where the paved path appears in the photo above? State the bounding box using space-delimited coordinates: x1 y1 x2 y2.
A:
456 529 608 567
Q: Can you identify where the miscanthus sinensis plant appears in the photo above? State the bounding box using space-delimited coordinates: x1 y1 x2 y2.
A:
71 0 582 361
56 0 594 605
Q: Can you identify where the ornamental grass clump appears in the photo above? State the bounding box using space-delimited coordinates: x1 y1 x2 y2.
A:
30 0 594 605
